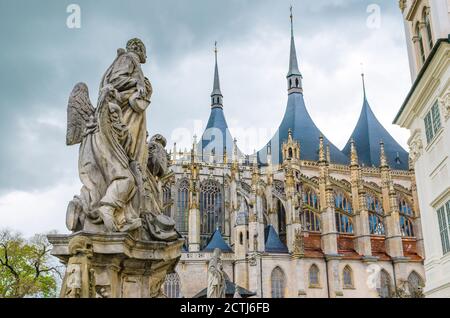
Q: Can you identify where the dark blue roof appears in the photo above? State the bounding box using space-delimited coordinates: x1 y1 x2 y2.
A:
193 280 256 298
258 93 349 165
203 229 233 253
198 107 238 161
264 225 289 254
342 96 409 170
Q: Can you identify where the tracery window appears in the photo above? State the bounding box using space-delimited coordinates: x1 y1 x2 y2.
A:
379 270 392 298
162 184 172 217
343 266 353 289
301 187 321 232
271 267 286 298
407 271 424 298
335 191 353 234
164 273 181 298
367 193 385 235
398 196 415 237
176 179 189 233
276 199 287 244
200 179 223 246
309 264 320 287
303 188 319 210
301 210 321 232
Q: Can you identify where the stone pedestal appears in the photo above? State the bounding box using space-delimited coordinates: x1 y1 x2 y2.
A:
48 232 184 298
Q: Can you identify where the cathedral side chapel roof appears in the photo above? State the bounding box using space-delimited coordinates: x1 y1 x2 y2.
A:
264 225 289 254
203 229 233 253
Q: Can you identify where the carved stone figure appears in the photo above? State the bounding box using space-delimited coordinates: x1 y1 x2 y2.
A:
59 236 96 298
293 227 305 256
64 38 177 241
207 248 226 298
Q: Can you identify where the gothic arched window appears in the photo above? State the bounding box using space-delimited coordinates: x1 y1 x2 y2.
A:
309 264 320 287
164 273 181 298
379 270 392 298
301 209 321 232
407 271 424 298
335 191 353 234
200 179 223 245
303 187 319 210
343 266 353 289
276 199 287 244
295 77 299 88
162 184 172 217
423 9 433 49
367 194 385 235
271 267 286 298
416 23 426 64
398 196 415 237
176 179 189 233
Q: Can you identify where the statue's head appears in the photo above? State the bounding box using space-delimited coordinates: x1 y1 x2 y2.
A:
150 134 167 148
126 38 147 64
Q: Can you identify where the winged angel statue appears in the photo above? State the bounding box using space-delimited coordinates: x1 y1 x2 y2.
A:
65 38 177 242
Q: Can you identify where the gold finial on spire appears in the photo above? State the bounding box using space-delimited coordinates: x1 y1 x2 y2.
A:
350 138 359 167
380 140 388 168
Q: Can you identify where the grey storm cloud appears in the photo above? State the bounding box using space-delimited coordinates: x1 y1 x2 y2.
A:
0 0 408 193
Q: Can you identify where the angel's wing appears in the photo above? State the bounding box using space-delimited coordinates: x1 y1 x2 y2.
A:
66 82 95 146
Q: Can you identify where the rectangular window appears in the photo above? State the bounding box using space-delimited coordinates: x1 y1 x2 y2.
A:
424 112 433 143
424 102 442 144
431 103 442 132
437 202 450 255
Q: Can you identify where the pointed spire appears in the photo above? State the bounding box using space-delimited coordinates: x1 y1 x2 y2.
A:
380 140 388 168
361 70 367 101
287 6 301 77
287 6 303 94
211 41 223 108
350 139 359 167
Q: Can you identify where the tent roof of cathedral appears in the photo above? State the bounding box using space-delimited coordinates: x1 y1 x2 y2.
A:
198 107 237 159
193 279 256 298
342 80 409 170
257 93 350 165
264 225 289 254
202 229 233 253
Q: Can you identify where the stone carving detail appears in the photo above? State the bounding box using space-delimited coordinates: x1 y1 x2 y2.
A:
293 228 305 257
439 91 450 121
207 248 226 298
273 180 285 199
60 236 96 298
408 131 423 164
64 38 177 242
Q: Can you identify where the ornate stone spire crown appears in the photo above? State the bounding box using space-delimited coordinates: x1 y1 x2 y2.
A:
211 41 223 108
287 6 303 94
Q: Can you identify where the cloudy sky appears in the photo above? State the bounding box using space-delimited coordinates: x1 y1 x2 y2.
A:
0 0 412 236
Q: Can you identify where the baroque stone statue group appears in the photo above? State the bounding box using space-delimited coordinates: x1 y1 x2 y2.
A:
48 38 183 298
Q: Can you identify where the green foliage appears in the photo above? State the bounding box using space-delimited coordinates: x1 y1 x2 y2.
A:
0 229 62 298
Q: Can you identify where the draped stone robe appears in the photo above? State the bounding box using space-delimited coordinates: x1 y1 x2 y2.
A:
77 50 152 232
